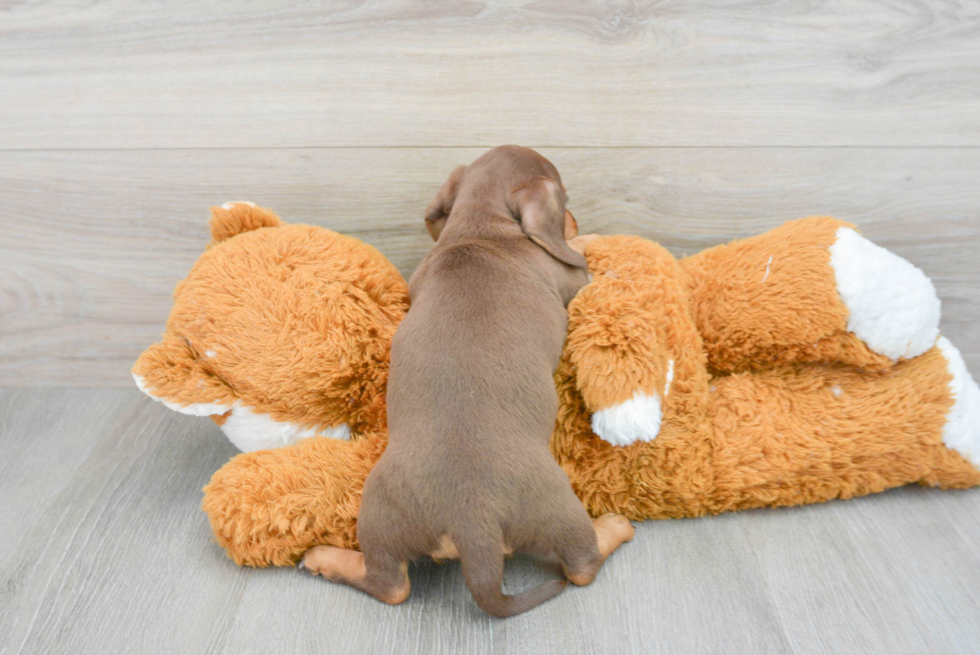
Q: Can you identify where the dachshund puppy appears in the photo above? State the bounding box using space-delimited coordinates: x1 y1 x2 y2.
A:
301 146 634 617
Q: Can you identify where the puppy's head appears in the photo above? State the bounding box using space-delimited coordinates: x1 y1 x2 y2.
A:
424 146 587 269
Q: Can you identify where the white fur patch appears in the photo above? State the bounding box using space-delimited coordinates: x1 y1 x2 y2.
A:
830 227 940 360
132 372 231 417
664 360 675 397
221 200 256 209
133 372 349 451
220 404 350 452
936 337 980 468
591 391 663 446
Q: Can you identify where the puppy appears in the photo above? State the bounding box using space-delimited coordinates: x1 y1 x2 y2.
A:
301 146 634 617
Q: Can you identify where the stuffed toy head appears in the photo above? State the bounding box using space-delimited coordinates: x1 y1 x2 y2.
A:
132 203 408 451
134 206 980 566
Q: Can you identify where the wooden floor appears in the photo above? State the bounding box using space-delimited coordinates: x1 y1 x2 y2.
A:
1 389 979 655
1 1 979 385
2 1 979 653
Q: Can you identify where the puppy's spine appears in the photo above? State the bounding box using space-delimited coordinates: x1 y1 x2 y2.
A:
456 525 567 618
209 202 282 245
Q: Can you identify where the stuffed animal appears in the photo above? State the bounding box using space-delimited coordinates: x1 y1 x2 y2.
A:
133 203 980 567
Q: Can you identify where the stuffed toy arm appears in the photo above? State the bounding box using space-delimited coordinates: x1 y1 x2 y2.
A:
567 236 691 446
680 216 941 373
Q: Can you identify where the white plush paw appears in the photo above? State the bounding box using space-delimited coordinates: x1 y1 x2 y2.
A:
132 372 232 417
590 391 663 446
829 227 940 360
134 372 349 451
937 337 980 468
220 404 350 452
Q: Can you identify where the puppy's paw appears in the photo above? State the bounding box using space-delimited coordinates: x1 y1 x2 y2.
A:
595 513 635 544
300 545 344 579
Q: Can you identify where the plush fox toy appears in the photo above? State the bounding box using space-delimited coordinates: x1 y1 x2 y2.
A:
133 203 980 567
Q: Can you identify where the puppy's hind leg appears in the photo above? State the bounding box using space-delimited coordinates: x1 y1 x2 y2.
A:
592 513 635 560
300 471 411 605
558 512 635 587
300 545 410 605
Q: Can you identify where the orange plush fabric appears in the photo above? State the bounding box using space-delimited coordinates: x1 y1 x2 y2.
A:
133 203 407 451
204 432 387 561
553 233 978 525
134 207 980 567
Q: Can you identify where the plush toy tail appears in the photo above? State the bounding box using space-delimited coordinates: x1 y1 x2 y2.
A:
209 201 282 244
456 525 567 618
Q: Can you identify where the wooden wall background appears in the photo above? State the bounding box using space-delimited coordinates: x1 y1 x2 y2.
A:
2 0 978 387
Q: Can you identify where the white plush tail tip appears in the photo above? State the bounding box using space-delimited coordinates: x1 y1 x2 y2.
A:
830 228 940 360
937 337 980 468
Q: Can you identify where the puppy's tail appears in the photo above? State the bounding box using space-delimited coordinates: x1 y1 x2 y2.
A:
456 526 567 618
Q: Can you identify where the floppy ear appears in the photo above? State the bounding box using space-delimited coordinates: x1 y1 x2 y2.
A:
512 177 588 268
424 165 466 241
564 209 579 240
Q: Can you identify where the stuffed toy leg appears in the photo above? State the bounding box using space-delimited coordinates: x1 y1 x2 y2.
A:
681 217 941 373
706 350 980 514
203 431 387 566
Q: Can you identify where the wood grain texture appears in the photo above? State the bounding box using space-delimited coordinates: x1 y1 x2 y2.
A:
2 389 979 654
1 1 979 149
2 147 978 387
3 2 978 652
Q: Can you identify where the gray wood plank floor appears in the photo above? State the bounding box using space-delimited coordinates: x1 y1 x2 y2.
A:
2 389 979 655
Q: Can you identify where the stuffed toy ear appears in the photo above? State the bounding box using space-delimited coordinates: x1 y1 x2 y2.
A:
132 334 237 416
209 201 282 245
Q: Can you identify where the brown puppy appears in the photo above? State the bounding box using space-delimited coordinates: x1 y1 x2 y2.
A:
301 146 634 617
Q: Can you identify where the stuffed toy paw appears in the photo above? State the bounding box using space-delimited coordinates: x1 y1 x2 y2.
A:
134 207 980 566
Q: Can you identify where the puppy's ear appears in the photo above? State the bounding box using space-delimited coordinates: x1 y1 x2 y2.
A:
512 177 588 268
564 209 579 240
424 165 466 241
